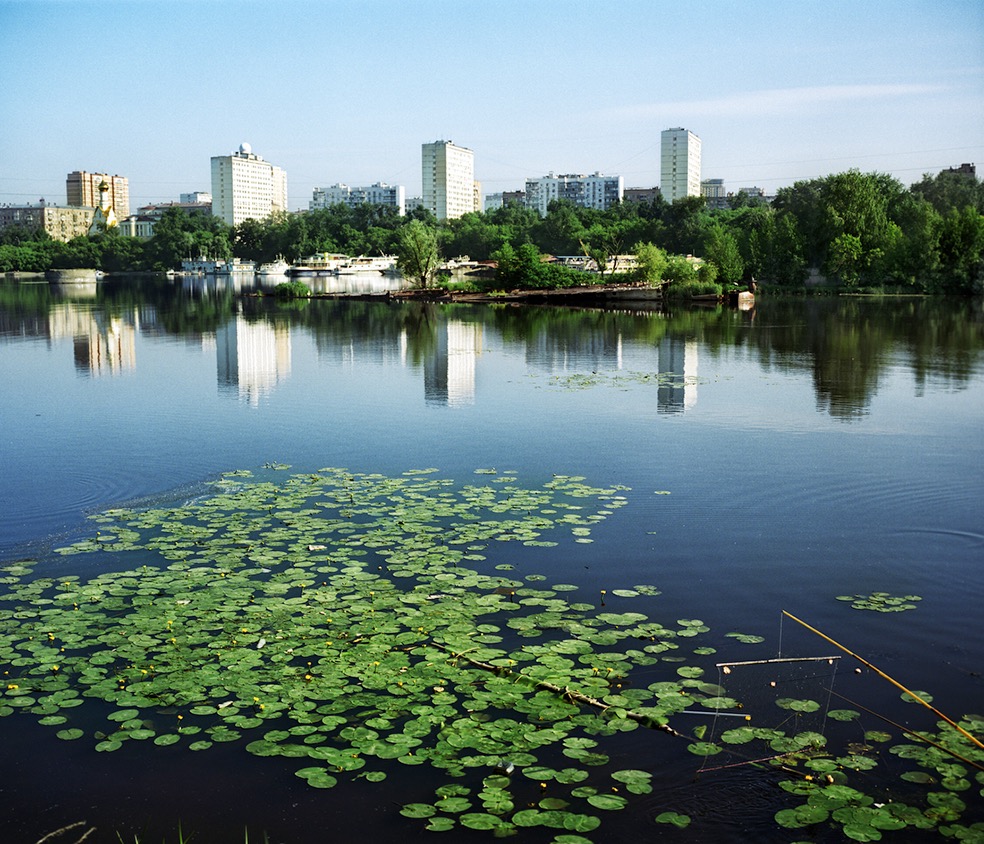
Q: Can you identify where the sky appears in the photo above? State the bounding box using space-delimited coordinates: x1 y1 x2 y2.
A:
1 0 982 212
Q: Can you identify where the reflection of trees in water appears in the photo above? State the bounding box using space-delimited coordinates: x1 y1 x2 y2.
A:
279 299 439 367
744 298 983 419
3 280 981 419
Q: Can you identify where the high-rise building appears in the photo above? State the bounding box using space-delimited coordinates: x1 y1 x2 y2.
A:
66 171 130 219
700 178 727 210
311 183 405 215
524 172 624 216
660 128 701 203
210 143 288 226
421 140 476 220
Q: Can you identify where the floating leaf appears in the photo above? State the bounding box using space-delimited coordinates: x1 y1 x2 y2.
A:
425 816 455 832
686 742 721 757
725 632 765 644
827 709 860 722
586 793 627 810
776 697 821 713
55 728 84 741
654 811 690 828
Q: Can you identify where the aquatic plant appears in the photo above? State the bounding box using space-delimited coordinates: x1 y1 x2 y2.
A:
272 280 311 298
1 467 981 841
836 592 922 612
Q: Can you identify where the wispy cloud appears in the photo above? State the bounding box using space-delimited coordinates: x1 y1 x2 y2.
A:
604 84 945 121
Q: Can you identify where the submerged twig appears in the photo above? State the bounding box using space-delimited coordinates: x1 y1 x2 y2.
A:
35 822 96 844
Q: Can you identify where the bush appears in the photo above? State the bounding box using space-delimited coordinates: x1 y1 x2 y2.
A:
273 280 311 298
490 243 600 291
664 278 723 299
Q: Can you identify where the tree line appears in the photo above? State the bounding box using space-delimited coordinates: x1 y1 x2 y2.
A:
1 168 981 294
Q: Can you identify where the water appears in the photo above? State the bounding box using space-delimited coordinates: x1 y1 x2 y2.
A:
1 276 982 842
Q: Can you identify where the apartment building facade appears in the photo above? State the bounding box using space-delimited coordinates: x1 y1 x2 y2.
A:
660 128 701 203
66 171 130 219
421 140 476 220
310 182 405 215
210 143 288 226
524 172 623 216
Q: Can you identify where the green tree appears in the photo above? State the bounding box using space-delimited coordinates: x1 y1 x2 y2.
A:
910 170 984 215
827 233 864 286
579 223 626 277
662 255 698 285
97 231 146 272
662 195 711 256
632 242 668 285
935 207 984 294
148 208 231 270
702 224 744 284
533 201 585 255
396 220 441 289
233 218 267 263
50 236 101 269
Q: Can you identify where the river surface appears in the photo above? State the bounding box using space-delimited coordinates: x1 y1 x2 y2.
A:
0 275 982 843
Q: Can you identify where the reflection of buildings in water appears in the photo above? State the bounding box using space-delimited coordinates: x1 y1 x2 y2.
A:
306 274 405 296
48 303 138 376
425 319 482 407
657 336 698 412
216 315 291 406
182 273 257 296
524 330 623 373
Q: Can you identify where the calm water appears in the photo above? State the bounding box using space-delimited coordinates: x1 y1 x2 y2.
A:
1 276 982 842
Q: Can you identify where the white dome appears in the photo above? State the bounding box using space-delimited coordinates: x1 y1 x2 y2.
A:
239 142 252 155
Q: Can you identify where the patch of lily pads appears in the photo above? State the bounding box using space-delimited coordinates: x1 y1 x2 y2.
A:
836 592 922 612
549 371 698 393
0 466 980 842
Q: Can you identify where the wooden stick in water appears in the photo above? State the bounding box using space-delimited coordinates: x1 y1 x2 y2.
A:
782 610 983 750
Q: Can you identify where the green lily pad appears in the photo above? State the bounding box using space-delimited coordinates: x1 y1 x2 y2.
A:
55 728 84 741
654 811 690 828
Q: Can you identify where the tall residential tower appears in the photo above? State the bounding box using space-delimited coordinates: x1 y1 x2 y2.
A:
421 140 476 220
210 143 288 226
67 171 130 219
660 128 701 203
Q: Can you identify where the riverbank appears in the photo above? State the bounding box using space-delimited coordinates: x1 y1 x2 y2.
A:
389 281 666 305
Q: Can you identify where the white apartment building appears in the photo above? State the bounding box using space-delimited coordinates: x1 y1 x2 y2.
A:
660 128 701 203
524 172 624 216
210 143 288 226
421 140 476 220
310 182 405 215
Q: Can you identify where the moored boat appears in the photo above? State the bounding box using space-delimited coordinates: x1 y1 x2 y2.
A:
289 253 348 276
334 255 398 275
257 258 290 277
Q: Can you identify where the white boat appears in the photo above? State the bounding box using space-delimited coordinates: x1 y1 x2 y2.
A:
289 253 349 276
334 255 398 275
213 259 256 275
181 257 254 275
257 258 290 276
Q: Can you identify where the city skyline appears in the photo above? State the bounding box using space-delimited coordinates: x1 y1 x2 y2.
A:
1 0 982 212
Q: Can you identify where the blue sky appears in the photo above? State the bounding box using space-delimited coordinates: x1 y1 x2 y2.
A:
1 0 981 211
